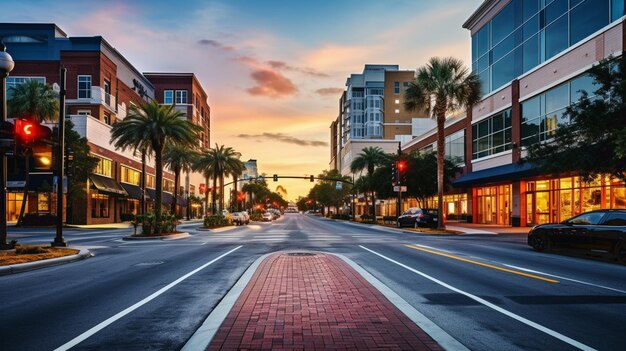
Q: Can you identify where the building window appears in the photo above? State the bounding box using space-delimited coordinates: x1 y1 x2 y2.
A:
121 166 141 186
37 193 50 213
471 0 617 95
77 109 91 116
175 90 188 104
190 184 196 195
521 73 599 146
78 75 92 99
163 179 174 193
146 175 156 189
394 99 400 104
91 194 110 218
103 112 111 125
472 108 512 159
445 130 465 164
394 109 400 114
6 77 45 98
104 79 111 106
394 82 400 94
92 155 112 177
164 90 173 105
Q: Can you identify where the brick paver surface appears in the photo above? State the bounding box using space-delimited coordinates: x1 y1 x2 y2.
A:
207 252 443 351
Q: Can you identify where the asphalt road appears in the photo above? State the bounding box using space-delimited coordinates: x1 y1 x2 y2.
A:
1 214 625 351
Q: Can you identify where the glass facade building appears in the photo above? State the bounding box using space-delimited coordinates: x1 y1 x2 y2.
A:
472 0 625 95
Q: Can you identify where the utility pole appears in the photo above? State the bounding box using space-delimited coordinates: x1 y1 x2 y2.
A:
0 42 14 249
52 67 67 247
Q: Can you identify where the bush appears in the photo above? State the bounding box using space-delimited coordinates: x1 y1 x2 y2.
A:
21 213 56 226
135 212 179 235
359 214 376 224
203 215 231 228
383 216 397 224
16 245 49 254
331 214 351 220
250 213 264 221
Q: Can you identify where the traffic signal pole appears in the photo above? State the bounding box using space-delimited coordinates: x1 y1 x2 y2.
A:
396 142 402 217
0 42 14 250
52 68 67 247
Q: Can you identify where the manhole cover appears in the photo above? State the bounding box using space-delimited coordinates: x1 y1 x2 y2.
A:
286 252 316 256
135 261 164 266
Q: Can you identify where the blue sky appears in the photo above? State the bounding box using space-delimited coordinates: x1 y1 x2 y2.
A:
3 0 484 199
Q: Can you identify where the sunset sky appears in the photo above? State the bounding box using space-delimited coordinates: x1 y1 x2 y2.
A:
5 0 483 201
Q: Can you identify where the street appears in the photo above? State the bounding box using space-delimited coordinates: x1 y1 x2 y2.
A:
1 214 625 351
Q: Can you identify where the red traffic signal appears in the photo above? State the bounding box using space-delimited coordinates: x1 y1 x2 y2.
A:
397 160 407 172
199 183 206 194
14 119 51 145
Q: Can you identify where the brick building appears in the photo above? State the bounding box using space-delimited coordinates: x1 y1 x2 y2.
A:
1 23 211 224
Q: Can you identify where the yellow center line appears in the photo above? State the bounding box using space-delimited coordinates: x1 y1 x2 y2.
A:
404 244 559 283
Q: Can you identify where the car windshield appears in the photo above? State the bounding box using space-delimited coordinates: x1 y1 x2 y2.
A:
568 211 605 225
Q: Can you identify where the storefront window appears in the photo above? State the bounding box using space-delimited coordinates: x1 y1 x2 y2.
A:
37 193 50 212
91 194 110 218
475 184 511 225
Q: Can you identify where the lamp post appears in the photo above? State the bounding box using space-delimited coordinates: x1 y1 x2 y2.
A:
0 41 15 250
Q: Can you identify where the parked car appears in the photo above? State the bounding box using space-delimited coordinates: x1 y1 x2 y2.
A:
528 209 626 263
231 212 249 226
240 211 250 224
396 208 439 228
262 212 273 222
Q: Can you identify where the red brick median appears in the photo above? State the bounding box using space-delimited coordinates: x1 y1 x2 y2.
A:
207 252 443 350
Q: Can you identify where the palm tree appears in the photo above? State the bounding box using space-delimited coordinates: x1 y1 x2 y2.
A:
193 148 217 215
7 80 59 226
193 144 244 214
164 144 198 216
224 154 245 212
350 146 387 219
404 57 481 229
110 101 201 233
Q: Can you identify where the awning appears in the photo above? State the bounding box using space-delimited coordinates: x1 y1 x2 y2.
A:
89 173 128 197
453 162 540 188
7 173 54 191
120 183 148 200
146 188 186 206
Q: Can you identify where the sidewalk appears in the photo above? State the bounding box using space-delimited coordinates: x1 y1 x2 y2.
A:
446 222 530 235
207 252 443 350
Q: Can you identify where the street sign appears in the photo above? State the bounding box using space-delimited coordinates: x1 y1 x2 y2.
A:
393 185 407 192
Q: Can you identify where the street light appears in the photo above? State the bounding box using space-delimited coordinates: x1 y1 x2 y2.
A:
0 41 15 249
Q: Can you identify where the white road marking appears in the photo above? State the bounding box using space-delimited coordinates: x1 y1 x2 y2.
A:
504 264 626 294
360 245 596 351
53 245 243 351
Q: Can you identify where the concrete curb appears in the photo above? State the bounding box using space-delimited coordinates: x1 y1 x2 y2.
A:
334 252 470 351
195 226 238 233
181 252 273 351
122 232 190 241
0 248 92 276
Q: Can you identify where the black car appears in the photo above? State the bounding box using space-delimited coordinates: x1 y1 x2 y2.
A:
528 209 626 263
397 207 439 228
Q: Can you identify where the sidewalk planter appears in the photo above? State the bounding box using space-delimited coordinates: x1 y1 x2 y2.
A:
203 215 232 229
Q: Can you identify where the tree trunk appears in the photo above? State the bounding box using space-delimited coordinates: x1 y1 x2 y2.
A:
172 166 180 216
154 147 163 234
212 175 217 215
436 107 446 230
233 175 239 211
204 175 209 217
16 158 30 226
140 150 146 216
219 174 225 212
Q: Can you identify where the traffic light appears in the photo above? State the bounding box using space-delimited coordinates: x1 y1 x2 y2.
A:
13 119 51 155
199 183 206 194
397 160 407 184
273 174 278 182
310 175 314 182
391 162 397 186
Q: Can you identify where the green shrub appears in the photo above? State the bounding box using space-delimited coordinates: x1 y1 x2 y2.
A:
250 213 264 221
331 214 351 220
203 215 231 228
383 216 397 223
16 245 49 254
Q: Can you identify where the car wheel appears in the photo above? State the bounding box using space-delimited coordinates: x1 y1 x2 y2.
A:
531 235 550 252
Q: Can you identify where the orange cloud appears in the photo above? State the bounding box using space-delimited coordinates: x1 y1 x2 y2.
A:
247 69 298 98
315 87 343 96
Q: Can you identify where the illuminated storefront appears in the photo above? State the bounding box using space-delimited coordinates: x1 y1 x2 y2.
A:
474 184 511 225
523 176 626 226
